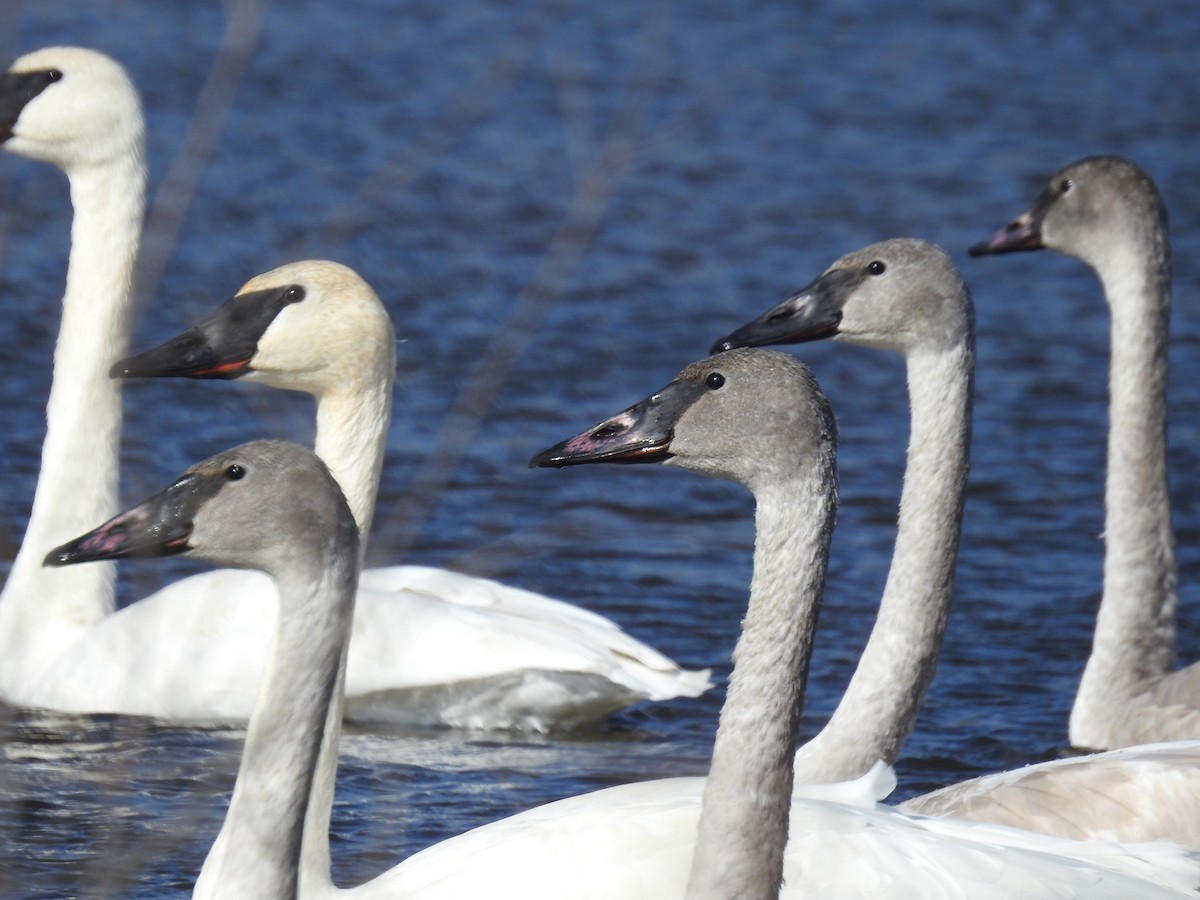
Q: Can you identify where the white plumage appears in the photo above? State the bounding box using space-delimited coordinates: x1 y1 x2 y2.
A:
0 49 706 729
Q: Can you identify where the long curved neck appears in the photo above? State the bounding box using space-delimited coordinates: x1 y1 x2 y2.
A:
687 463 836 900
794 340 973 782
1072 231 1175 743
0 150 145 694
297 641 349 897
196 549 356 900
290 344 393 894
313 373 392 550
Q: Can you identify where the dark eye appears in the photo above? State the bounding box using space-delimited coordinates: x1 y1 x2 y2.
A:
226 464 246 481
284 286 306 303
45 69 62 83
867 260 886 275
1060 178 1073 194
706 372 725 390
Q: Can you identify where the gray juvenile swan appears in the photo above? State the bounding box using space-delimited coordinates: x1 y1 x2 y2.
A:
712 238 972 783
970 155 1199 750
47 441 361 900
714 236 1200 849
47 380 1193 898
0 47 705 729
897 157 1200 849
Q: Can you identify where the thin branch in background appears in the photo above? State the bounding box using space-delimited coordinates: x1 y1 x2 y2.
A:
0 2 29 547
292 0 565 256
131 0 266 312
377 6 671 562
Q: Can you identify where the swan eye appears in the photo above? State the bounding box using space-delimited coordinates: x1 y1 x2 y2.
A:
867 261 886 276
284 286 306 303
1060 178 1073 194
225 464 246 481
706 372 725 390
45 69 62 83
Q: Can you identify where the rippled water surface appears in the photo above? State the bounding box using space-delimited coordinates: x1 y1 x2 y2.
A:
1 0 1199 895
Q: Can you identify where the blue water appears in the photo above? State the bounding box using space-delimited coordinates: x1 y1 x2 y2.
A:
1 0 1199 895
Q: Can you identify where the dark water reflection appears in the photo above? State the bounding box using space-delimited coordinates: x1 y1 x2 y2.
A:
1 0 1199 894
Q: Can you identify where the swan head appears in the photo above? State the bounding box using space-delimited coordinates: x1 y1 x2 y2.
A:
531 347 835 490
968 155 1166 272
112 260 396 398
711 238 971 357
43 440 358 576
0 46 144 171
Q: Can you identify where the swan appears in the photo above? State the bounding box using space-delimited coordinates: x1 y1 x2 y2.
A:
0 45 706 728
895 157 1198 848
524 346 1196 899
47 395 1199 897
968 155 1198 749
0 46 144 704
712 234 1200 848
47 440 361 900
712 237 971 783
105 259 707 893
111 259 709 729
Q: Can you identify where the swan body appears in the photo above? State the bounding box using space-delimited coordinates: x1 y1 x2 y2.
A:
27 548 698 727
0 46 144 703
367 762 1200 899
970 155 1200 749
712 237 972 784
0 45 704 728
51 375 1199 898
899 741 1200 850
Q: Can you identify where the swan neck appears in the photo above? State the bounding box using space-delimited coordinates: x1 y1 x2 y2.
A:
313 370 393 551
1073 236 1176 743
195 552 356 900
297 641 348 896
687 463 836 899
795 340 973 781
0 152 145 695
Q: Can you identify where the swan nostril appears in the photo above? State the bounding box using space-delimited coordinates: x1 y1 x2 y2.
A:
592 422 626 440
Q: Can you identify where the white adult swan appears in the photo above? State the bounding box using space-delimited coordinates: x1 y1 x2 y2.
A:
112 259 709 728
48 395 1197 897
968 155 1199 750
0 46 144 703
713 236 1200 848
0 46 705 727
